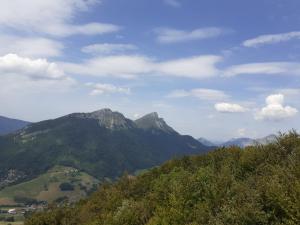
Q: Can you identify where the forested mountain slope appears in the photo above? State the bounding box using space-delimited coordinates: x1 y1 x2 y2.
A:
26 132 300 225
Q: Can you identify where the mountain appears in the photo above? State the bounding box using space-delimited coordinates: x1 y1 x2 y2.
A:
25 132 300 225
0 109 211 189
221 135 277 148
222 137 255 148
0 116 30 135
197 137 216 147
254 134 277 145
135 112 176 133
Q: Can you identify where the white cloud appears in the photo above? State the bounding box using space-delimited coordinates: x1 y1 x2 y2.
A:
61 55 153 79
86 82 131 95
155 27 225 44
163 0 181 7
82 43 138 55
44 23 120 37
272 88 300 97
61 55 222 79
167 88 229 101
255 94 298 121
224 62 300 77
215 102 247 113
0 54 66 80
158 55 222 78
0 54 75 96
237 128 246 137
0 35 64 58
243 31 300 47
0 0 120 37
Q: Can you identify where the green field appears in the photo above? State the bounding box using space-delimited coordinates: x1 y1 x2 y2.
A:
0 222 23 225
0 165 99 205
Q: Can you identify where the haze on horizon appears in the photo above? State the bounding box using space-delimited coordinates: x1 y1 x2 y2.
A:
0 0 299 140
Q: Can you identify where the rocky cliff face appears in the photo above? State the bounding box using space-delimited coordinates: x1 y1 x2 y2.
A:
70 108 136 130
134 112 176 133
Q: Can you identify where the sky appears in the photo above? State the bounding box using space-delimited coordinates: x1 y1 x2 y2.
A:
0 0 300 141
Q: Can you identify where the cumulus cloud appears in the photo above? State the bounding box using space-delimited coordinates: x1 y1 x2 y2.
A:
0 54 75 96
224 62 300 77
0 0 120 37
167 88 229 101
61 55 222 79
0 35 64 58
82 43 138 55
0 54 66 80
215 102 247 113
155 27 225 44
86 82 131 95
255 94 298 121
163 0 181 7
243 31 300 47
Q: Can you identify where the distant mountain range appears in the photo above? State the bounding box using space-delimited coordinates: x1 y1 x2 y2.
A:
197 137 216 147
198 135 277 148
0 109 211 192
0 116 30 135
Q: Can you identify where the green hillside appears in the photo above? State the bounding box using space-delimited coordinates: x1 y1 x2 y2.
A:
0 166 99 206
25 132 300 225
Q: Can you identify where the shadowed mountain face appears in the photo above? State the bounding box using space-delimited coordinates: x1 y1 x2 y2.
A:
0 109 211 186
0 116 30 135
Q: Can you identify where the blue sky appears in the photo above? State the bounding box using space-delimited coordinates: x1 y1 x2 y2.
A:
0 0 300 140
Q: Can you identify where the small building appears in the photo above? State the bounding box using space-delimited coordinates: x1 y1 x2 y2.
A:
8 208 17 214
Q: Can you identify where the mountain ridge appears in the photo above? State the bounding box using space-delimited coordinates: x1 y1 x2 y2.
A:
0 108 211 189
198 135 277 148
135 112 177 133
0 115 30 135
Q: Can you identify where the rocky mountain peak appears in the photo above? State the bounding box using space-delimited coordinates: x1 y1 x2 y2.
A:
134 112 176 133
72 108 135 130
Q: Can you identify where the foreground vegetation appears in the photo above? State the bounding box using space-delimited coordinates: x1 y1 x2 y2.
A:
26 132 300 225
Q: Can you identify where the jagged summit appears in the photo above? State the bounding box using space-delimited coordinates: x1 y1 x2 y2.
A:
71 108 135 130
135 112 176 133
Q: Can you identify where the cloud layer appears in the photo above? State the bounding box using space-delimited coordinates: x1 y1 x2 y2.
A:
167 88 229 101
163 0 181 7
82 43 138 55
0 0 120 37
86 83 131 96
224 62 300 77
0 35 64 58
61 55 222 79
243 31 300 47
155 27 225 44
215 103 247 113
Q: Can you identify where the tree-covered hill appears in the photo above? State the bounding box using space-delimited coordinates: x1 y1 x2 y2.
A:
25 131 300 225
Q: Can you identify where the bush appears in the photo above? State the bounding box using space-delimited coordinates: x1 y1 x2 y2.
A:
59 182 75 191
